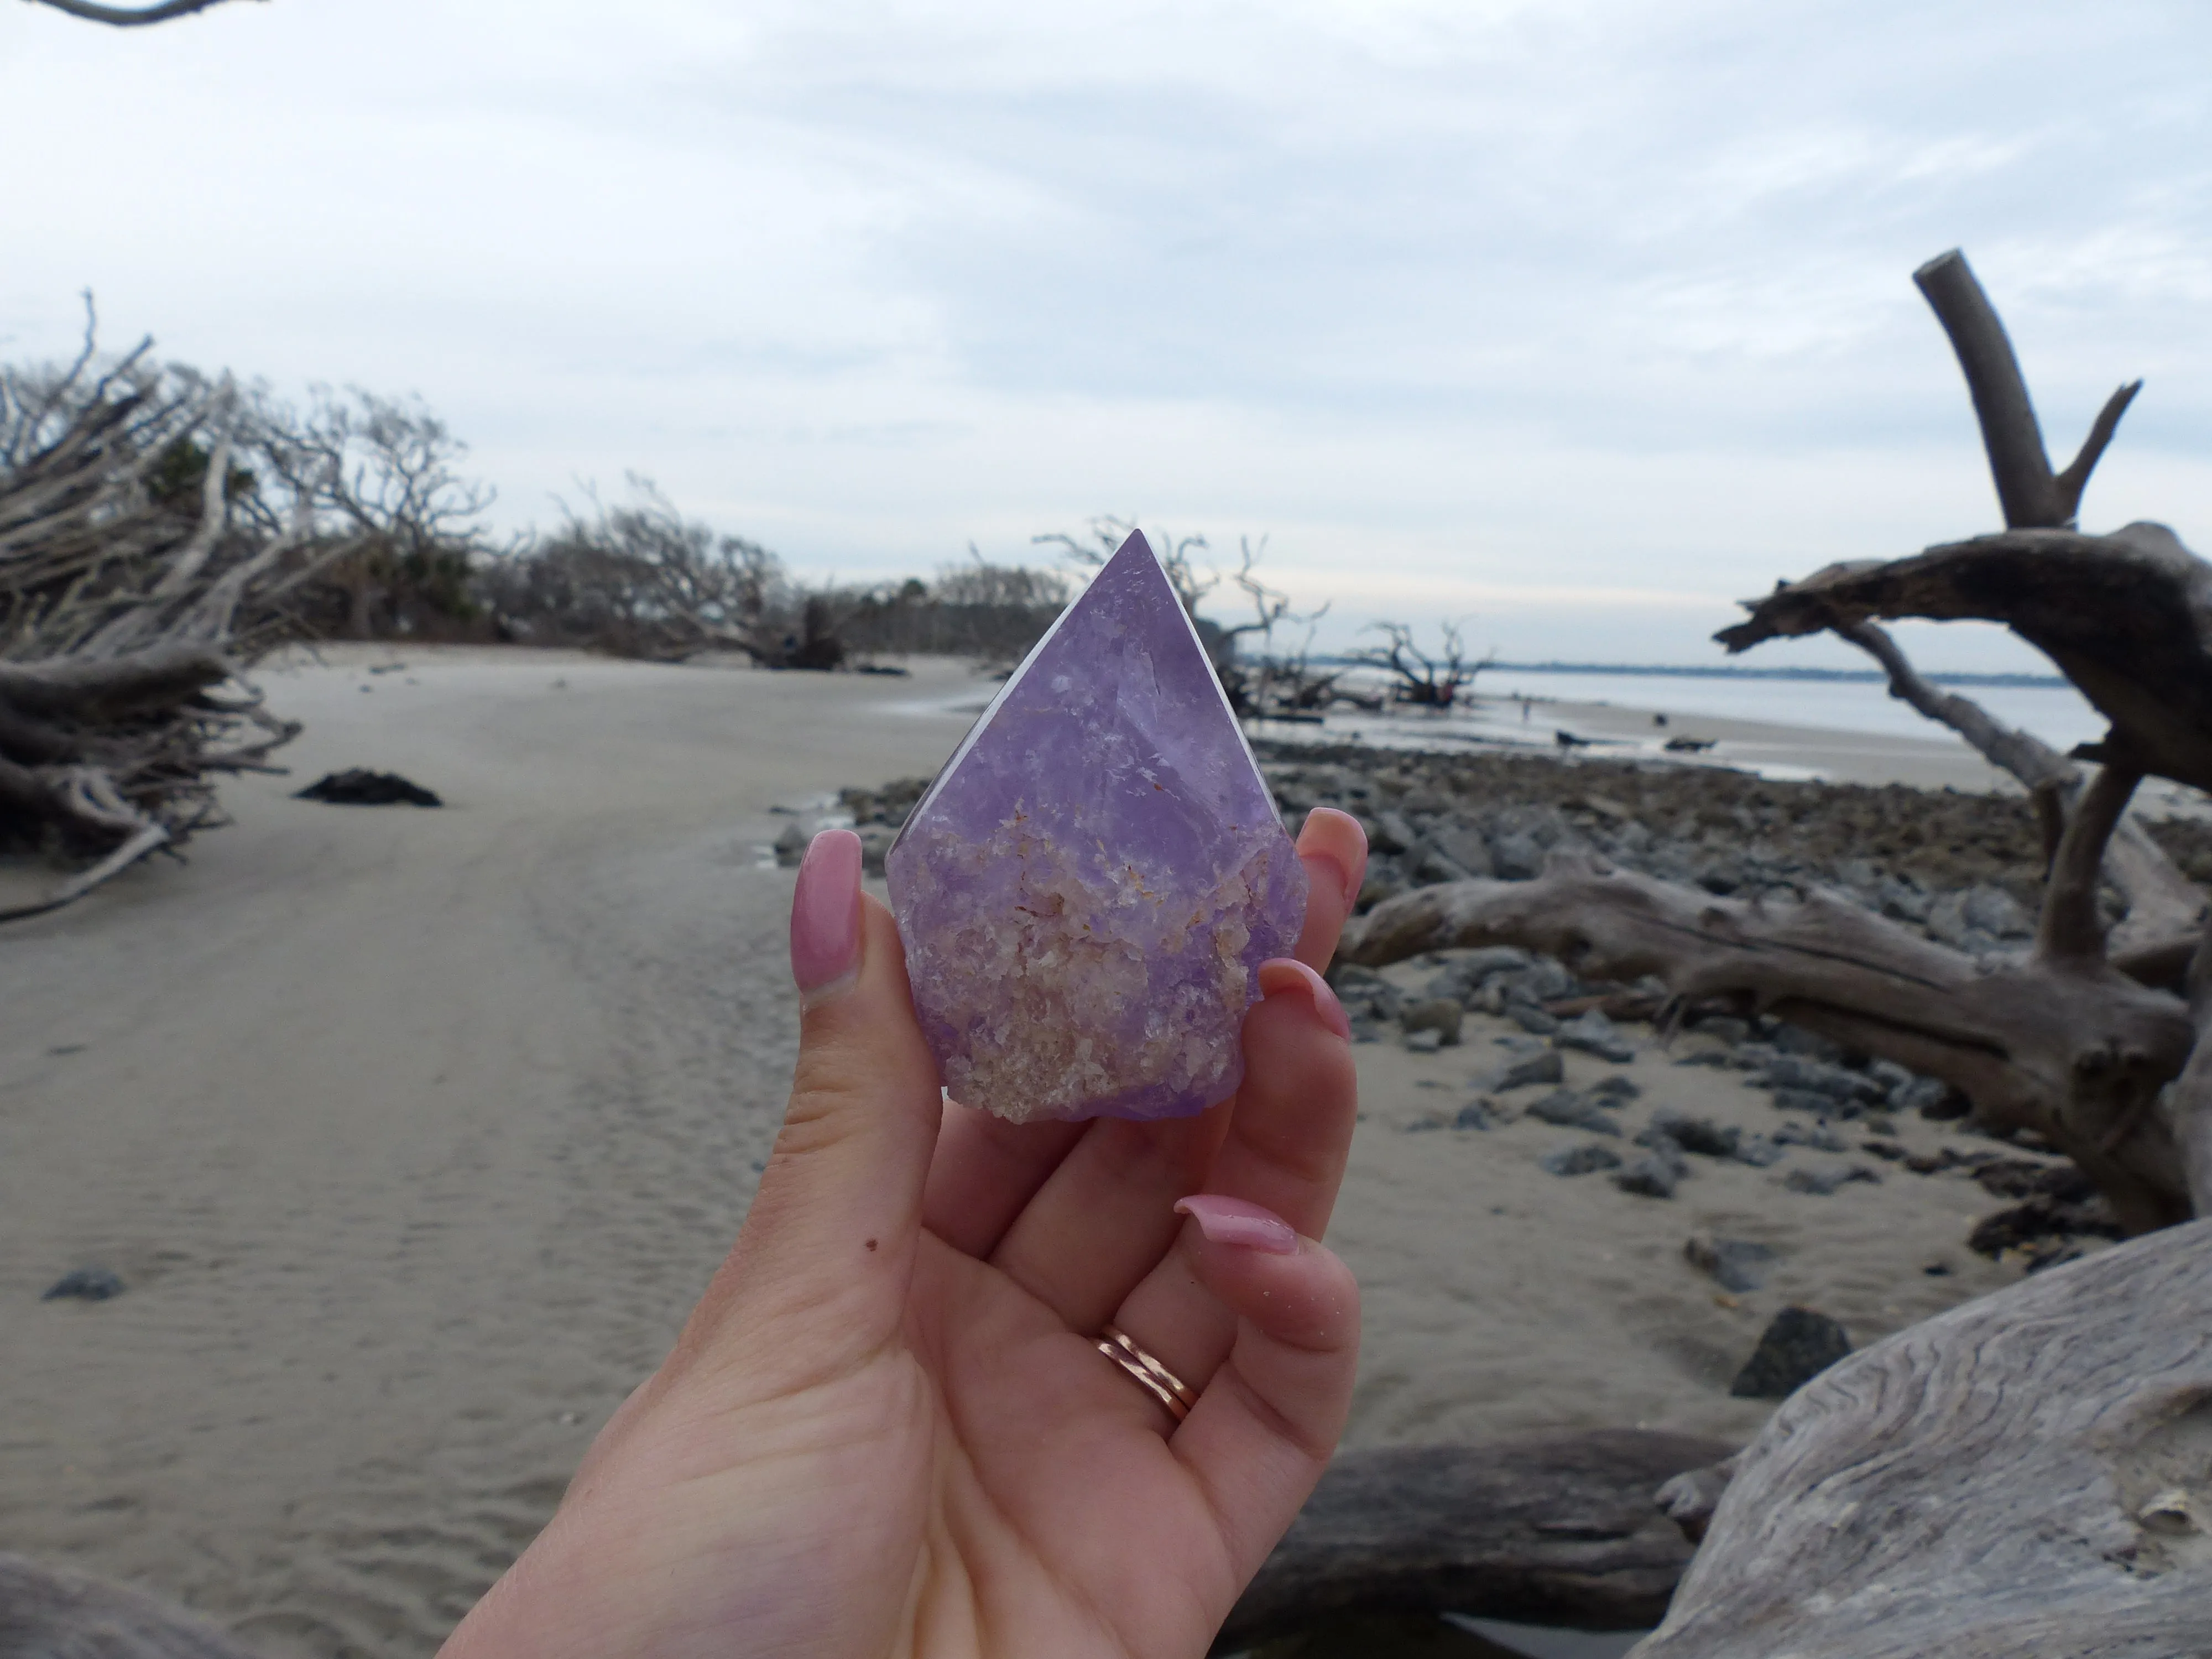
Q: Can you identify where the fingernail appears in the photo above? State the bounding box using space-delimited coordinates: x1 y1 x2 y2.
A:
1299 807 1368 911
790 830 862 1003
1256 957 1353 1041
1176 1194 1300 1255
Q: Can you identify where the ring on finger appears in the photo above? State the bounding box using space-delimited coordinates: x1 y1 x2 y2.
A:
1097 1323 1196 1423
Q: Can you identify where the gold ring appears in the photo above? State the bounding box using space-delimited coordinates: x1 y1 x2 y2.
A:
1097 1324 1196 1423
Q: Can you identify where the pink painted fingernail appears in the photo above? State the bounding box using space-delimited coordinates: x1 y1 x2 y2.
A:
1299 807 1368 911
1176 1194 1300 1255
1257 957 1353 1041
790 830 862 1001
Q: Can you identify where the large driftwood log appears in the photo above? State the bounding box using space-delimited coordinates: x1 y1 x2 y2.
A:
0 1553 258 1657
1630 1220 2212 1657
1347 859 2195 1232
1214 1430 1733 1651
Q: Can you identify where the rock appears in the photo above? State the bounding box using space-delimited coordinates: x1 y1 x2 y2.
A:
1692 1015 1752 1045
774 821 810 867
1357 858 1408 910
294 768 442 807
1589 1074 1643 1103
1866 1058 1917 1095
1767 1024 1846 1063
1454 1100 1498 1131
1773 1121 1848 1153
1963 883 2034 939
1645 1106 1739 1158
1973 1158 2096 1202
1771 1086 1854 1118
1541 1142 1625 1177
1369 811 1418 854
1400 998 1464 1048
1759 1054 1883 1105
1481 1048 1564 1092
1506 1002 1560 1036
855 825 896 876
1895 1075 1966 1119
41 1267 123 1302
1686 1234 1777 1292
1615 1146 1687 1198
1525 1088 1621 1135
1404 1027 1444 1053
1783 1162 1882 1196
1425 822 1495 878
1729 1307 1852 1399
1490 829 1545 880
1969 1192 2125 1258
1554 1009 1635 1063
1731 1133 1787 1167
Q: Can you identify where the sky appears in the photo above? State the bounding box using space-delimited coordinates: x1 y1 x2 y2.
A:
4 0 2211 669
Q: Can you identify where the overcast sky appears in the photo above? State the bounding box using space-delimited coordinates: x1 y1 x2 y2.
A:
6 0 2210 667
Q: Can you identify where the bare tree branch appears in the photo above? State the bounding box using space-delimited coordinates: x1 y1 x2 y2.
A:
2053 378 2144 521
1913 249 2065 529
23 0 258 25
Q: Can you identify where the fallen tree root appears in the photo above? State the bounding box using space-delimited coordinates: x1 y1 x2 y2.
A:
1345 857 2196 1233
1214 1428 1733 1651
1632 1220 2212 1657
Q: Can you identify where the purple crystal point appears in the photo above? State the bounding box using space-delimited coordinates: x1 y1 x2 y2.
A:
886 531 1307 1124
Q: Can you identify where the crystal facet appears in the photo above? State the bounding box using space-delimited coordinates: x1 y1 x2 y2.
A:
886 531 1308 1124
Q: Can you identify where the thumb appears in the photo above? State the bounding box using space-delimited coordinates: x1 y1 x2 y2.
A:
677 830 943 1383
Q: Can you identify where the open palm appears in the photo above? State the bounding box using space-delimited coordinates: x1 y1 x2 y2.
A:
443 811 1367 1659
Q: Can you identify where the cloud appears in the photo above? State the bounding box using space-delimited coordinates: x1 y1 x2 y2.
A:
3 0 2209 672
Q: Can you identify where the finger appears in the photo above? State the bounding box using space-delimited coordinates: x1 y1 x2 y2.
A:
921 1099 1087 1258
1292 806 1366 971
673 831 941 1386
1101 958 1358 1391
1167 1200 1360 1582
983 1106 1229 1334
917 807 1364 1259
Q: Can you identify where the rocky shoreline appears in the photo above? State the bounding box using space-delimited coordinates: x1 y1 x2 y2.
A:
830 737 2176 1281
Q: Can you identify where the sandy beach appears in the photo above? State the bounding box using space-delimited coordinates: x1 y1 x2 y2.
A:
0 647 2054 1656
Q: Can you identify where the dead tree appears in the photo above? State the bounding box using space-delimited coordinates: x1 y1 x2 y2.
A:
1347 251 2212 1232
0 317 359 920
1352 619 1488 709
24 0 259 23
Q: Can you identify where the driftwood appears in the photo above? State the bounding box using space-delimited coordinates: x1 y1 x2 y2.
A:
1213 1429 1733 1650
1630 1220 2212 1657
0 320 362 919
1348 250 2212 1231
0 1553 257 1657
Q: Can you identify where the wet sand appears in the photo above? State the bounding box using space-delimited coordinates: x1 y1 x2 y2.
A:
0 647 2043 1655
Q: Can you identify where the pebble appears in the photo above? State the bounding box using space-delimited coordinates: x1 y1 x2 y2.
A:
1540 1142 1625 1177
41 1268 124 1302
1730 1306 1853 1399
1783 1162 1882 1196
1686 1234 1776 1293
1553 1009 1635 1063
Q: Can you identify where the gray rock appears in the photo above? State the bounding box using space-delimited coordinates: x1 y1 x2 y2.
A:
1481 1049 1564 1092
1645 1105 1739 1158
1490 829 1545 881
1729 1306 1852 1399
1426 822 1494 878
1773 1120 1849 1153
774 821 810 866
1525 1088 1622 1135
1506 1002 1559 1036
1540 1141 1624 1177
1357 858 1408 910
1692 1015 1752 1045
1370 811 1418 854
1403 1027 1445 1053
856 825 896 876
1401 998 1464 1047
1867 1059 1916 1095
1615 1146 1686 1198
41 1267 124 1302
1877 877 1931 924
1963 882 2033 938
1894 1075 1964 1119
1686 1234 1776 1292
1771 1086 1857 1119
1589 1074 1642 1103
1783 1162 1882 1196
1767 1024 1846 1063
1453 1100 1498 1131
1732 1133 1787 1167
1409 844 1475 885
1554 1009 1635 1063
1760 1054 1883 1104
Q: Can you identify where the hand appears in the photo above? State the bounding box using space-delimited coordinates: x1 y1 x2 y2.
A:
441 810 1369 1659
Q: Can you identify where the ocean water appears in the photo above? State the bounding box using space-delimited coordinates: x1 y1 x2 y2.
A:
1476 669 2106 752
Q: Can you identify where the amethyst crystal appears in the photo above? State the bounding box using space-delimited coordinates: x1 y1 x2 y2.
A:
886 531 1307 1124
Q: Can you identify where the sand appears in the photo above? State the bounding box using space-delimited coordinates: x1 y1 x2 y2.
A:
0 647 2041 1657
